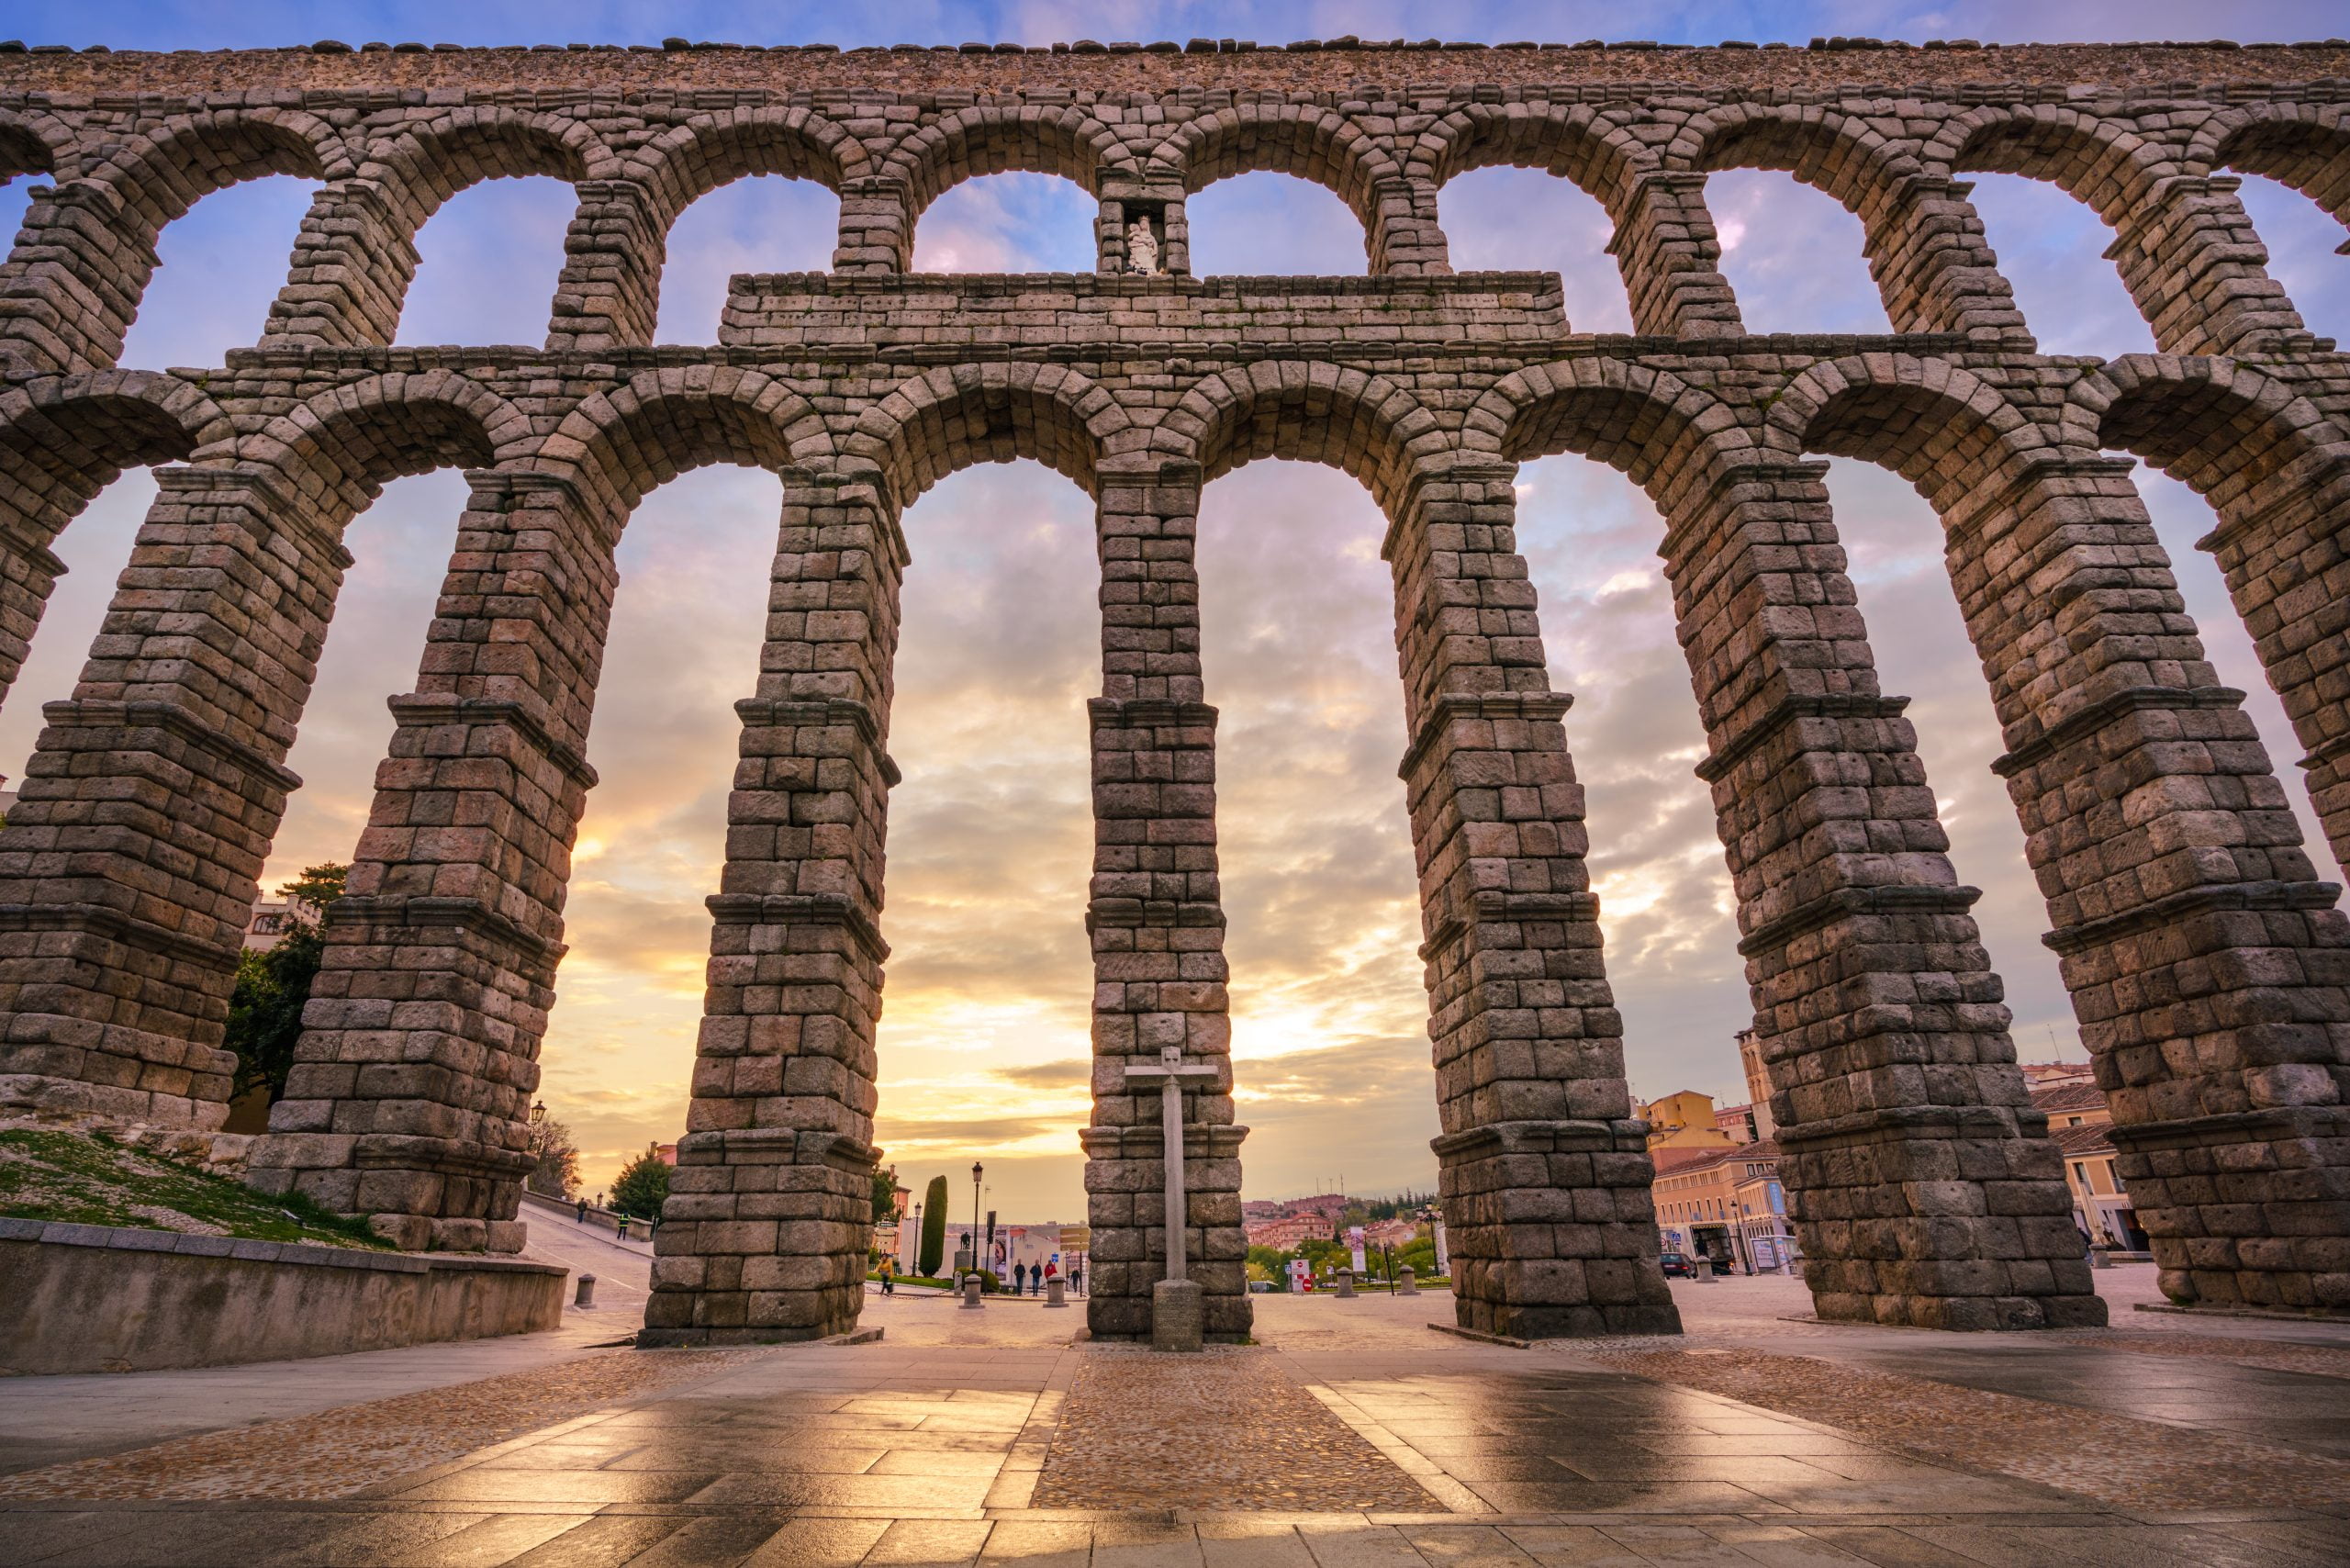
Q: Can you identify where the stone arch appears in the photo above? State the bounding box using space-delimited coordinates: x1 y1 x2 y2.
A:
632 107 864 226
889 105 1125 231
1934 106 2298 354
0 109 63 183
355 106 612 221
84 108 344 232
1670 103 1925 207
2079 354 2350 870
0 372 229 714
2079 355 2338 510
1669 106 2028 339
1409 103 1651 208
2196 105 2350 228
543 367 835 519
1166 362 1442 521
0 371 228 545
843 362 1134 514
1159 105 1394 267
230 373 521 528
1470 358 1754 498
1767 354 2054 517
1930 106 2167 218
0 110 341 371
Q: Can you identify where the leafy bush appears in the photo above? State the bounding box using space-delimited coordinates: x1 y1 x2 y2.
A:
610 1148 671 1219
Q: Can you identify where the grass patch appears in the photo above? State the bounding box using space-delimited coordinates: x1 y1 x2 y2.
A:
0 1126 392 1249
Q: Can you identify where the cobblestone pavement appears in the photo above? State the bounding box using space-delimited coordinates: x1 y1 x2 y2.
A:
4 1274 2348 1563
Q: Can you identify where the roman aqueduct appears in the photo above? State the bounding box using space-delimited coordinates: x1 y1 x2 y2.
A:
0 36 2346 1345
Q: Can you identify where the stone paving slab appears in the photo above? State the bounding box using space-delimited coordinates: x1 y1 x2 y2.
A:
6 1278 2350 1562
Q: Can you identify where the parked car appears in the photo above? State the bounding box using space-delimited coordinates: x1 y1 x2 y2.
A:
1659 1250 1695 1279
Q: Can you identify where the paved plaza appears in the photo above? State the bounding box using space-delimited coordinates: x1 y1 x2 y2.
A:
3 1258 2346 1566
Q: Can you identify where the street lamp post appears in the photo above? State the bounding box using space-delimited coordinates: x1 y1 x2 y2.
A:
970 1161 983 1277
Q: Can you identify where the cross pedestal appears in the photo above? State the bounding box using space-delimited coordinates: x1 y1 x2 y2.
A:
1122 1043 1219 1351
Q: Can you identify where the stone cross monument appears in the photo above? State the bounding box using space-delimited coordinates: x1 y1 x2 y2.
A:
1124 1043 1218 1350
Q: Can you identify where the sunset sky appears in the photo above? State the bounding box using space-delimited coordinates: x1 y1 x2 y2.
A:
4 2 2344 1218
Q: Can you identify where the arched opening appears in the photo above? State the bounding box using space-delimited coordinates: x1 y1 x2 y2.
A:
911 173 1097 274
256 470 470 887
1705 171 1889 333
1438 169 1631 331
116 174 319 367
1194 459 1433 1203
1187 173 1365 275
397 175 576 344
1807 457 2091 1060
0 472 146 790
2125 461 2341 879
1509 454 1751 1103
655 177 838 342
1965 172 2154 355
2233 174 2350 343
0 386 212 800
530 464 787 1202
870 460 1099 1238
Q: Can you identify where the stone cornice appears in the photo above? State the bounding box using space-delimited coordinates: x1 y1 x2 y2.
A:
1735 882 1981 959
1989 684 2245 778
705 891 891 963
2042 877 2342 957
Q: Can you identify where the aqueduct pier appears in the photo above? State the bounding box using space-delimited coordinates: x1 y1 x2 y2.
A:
0 36 2347 1347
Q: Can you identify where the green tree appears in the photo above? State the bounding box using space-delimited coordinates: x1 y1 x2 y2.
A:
610 1147 671 1219
223 863 347 1105
871 1162 900 1225
918 1174 949 1276
526 1115 581 1199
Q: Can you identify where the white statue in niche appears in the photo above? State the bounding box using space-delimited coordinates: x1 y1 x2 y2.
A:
1125 214 1161 275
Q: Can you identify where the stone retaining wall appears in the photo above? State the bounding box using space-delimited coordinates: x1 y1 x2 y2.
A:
0 1219 566 1374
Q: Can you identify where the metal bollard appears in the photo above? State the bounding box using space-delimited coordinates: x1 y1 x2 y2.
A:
1396 1266 1417 1296
961 1273 985 1308
1046 1277 1067 1306
574 1273 598 1308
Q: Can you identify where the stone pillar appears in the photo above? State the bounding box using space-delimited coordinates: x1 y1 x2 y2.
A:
1949 453 2350 1313
545 181 665 353
642 471 901 1344
247 473 614 1252
0 182 154 373
1368 176 1443 275
834 177 913 274
1609 174 1744 339
1392 462 1680 1339
1663 459 2101 1329
2107 175 2311 356
0 465 346 1126
1862 178 2034 347
0 518 69 722
258 181 417 349
1081 459 1248 1342
2192 458 2350 879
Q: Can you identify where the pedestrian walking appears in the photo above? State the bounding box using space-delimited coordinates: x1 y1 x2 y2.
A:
1069 1260 1084 1295
1013 1260 1029 1295
879 1256 895 1296
576 1197 588 1224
